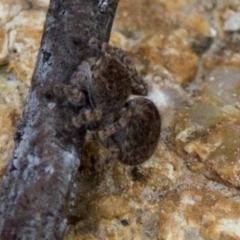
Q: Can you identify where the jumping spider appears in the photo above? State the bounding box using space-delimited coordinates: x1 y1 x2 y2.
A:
55 38 161 167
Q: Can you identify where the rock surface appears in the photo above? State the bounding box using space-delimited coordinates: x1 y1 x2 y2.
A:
1 0 240 239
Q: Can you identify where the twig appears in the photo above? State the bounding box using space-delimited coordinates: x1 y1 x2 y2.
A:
0 0 119 238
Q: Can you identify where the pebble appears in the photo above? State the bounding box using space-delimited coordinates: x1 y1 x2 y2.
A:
224 12 240 31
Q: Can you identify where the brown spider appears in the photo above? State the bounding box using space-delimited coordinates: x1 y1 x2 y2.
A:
54 38 161 167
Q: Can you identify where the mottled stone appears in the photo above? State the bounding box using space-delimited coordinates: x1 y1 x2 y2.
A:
224 12 240 31
7 10 46 83
0 29 8 65
181 13 210 36
0 0 25 24
202 66 240 106
159 187 240 240
2 0 240 240
31 0 50 9
0 73 24 173
90 195 133 220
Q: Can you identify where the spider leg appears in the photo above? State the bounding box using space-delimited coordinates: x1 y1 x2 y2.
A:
54 59 93 105
54 85 86 105
72 109 102 128
130 75 148 96
86 108 132 142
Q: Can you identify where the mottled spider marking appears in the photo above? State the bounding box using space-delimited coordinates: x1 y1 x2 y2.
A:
85 107 133 142
54 85 86 106
93 98 161 166
54 38 161 167
72 108 102 128
57 38 148 129
88 37 148 96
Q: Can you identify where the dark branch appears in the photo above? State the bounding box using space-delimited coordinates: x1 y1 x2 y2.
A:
0 0 119 239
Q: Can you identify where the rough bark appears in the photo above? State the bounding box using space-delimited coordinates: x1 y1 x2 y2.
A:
0 0 119 239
